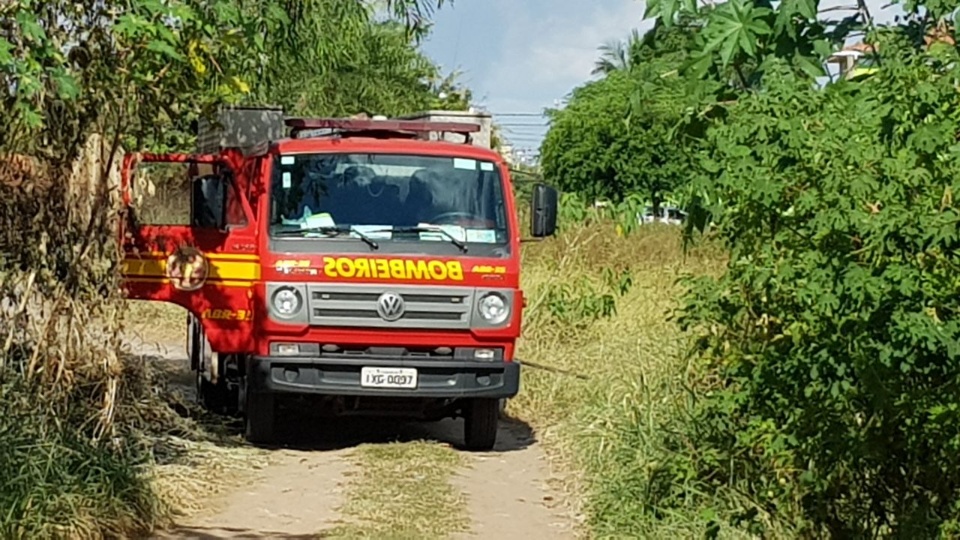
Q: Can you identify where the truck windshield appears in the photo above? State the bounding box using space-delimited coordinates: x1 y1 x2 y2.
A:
269 153 510 253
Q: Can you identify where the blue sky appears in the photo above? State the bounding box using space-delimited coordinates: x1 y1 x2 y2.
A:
421 0 651 154
419 0 905 154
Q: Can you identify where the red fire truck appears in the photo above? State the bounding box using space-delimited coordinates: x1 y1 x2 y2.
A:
119 109 558 450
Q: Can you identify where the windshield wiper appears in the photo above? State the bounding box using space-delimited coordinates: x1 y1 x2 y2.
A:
386 226 468 253
274 225 379 250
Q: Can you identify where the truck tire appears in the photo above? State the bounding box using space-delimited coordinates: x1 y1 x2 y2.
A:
464 398 499 451
198 371 230 413
196 346 238 415
244 391 276 445
187 314 200 372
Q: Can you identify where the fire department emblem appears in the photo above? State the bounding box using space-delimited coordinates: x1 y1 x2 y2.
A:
166 246 209 292
376 292 405 322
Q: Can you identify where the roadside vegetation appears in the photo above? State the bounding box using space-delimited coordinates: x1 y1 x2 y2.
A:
0 1 462 537
8 0 960 538
512 209 726 538
531 0 960 536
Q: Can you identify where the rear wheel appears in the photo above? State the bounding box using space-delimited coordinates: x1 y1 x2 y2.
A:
187 314 201 372
198 370 230 412
194 335 238 415
464 398 499 451
244 390 276 445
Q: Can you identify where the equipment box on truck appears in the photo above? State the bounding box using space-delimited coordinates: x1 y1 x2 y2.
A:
118 108 558 450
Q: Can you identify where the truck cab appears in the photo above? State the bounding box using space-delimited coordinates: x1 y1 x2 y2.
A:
119 109 558 450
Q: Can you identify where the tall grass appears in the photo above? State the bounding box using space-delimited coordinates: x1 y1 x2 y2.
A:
0 138 186 538
0 382 162 539
512 220 736 537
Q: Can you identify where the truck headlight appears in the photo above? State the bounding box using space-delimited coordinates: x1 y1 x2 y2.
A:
477 293 509 325
273 287 303 317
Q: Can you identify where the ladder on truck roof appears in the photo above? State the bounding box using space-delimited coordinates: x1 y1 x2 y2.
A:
285 117 481 144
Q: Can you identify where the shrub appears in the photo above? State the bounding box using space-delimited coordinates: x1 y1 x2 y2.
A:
0 139 176 538
0 380 162 539
669 50 960 537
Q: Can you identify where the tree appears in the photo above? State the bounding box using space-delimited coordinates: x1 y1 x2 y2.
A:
610 0 960 534
255 18 454 118
592 29 643 75
540 71 639 202
132 0 471 152
541 20 710 213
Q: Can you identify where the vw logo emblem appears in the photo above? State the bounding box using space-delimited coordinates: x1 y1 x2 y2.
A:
376 292 405 322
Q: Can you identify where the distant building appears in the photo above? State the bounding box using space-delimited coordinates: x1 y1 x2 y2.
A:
828 26 955 80
826 42 877 79
396 110 493 149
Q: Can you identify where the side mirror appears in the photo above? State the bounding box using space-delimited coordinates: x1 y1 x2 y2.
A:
191 174 228 230
531 183 558 238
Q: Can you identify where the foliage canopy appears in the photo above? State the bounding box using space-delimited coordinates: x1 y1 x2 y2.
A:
542 0 960 533
540 20 710 209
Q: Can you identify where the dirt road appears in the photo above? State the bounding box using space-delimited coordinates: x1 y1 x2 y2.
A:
133 336 575 539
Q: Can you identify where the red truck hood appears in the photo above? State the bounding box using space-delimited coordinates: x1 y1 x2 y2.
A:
263 252 519 288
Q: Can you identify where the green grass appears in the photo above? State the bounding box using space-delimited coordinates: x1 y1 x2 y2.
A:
510 223 738 538
0 381 164 539
327 441 468 539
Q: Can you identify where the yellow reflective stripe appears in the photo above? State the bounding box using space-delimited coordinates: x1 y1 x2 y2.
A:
121 258 260 281
133 252 259 262
123 277 255 288
209 261 260 281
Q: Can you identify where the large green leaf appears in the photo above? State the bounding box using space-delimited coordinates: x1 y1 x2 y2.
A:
704 0 773 66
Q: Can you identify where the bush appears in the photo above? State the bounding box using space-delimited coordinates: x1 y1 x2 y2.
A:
0 381 162 539
0 137 170 538
665 51 960 537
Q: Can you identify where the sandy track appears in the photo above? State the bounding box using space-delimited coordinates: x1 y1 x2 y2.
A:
157 449 351 539
135 337 574 539
451 421 575 539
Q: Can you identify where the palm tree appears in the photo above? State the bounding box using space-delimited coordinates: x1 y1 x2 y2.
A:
383 0 449 37
591 29 643 75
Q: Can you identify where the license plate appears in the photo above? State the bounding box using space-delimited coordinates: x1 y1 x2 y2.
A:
360 367 418 389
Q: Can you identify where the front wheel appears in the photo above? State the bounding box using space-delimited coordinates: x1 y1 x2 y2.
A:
463 398 499 451
196 350 238 416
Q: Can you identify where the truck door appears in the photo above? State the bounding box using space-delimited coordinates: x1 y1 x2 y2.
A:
119 152 258 354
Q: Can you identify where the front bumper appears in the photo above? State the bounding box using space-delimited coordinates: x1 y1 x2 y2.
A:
246 356 520 399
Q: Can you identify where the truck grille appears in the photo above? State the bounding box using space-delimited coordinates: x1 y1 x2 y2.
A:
306 284 474 329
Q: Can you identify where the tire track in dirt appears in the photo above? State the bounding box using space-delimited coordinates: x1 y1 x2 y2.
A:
445 421 577 540
131 334 574 539
157 449 351 539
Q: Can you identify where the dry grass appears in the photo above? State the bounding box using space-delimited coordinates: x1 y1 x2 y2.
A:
126 300 188 346
151 437 271 520
327 441 469 539
510 223 729 538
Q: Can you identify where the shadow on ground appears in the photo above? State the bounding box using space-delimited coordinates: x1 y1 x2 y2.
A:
259 401 537 454
138 344 539 454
